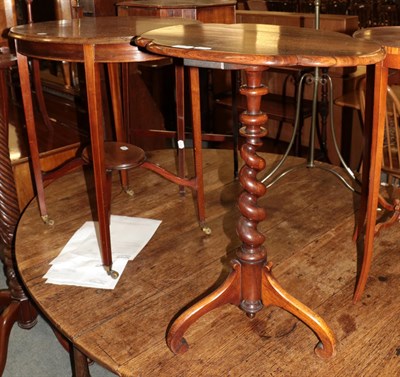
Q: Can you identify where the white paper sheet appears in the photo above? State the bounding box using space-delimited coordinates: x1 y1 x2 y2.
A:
44 215 161 289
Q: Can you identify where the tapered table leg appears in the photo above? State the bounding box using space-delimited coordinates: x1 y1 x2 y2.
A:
166 66 336 358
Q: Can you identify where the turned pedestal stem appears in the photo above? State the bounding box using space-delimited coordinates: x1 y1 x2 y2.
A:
166 66 336 359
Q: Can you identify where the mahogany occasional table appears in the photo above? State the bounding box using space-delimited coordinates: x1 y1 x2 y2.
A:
9 16 203 278
134 23 385 357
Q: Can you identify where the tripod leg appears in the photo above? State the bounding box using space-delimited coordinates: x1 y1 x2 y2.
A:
167 261 241 354
261 263 336 359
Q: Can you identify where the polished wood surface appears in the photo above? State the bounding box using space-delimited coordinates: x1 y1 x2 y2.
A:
15 149 400 376
352 26 400 302
9 16 202 279
135 23 384 67
9 16 195 48
354 26 400 49
135 23 385 358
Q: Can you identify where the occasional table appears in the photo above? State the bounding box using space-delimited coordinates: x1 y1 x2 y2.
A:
9 16 203 278
134 23 385 357
352 26 400 302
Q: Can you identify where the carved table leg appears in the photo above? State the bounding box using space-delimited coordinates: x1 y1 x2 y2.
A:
166 66 335 358
0 68 38 375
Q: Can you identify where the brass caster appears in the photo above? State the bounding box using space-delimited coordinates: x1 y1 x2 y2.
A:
108 270 119 279
124 188 134 197
41 215 54 226
201 226 212 235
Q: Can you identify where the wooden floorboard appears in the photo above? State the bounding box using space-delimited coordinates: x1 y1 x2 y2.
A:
15 149 400 377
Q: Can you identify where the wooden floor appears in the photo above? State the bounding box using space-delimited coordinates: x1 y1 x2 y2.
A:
15 149 400 376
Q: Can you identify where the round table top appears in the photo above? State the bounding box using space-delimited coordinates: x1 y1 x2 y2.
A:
8 16 198 45
116 0 236 9
134 23 386 68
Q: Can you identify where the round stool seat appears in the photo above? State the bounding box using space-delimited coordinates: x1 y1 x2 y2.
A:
83 141 146 170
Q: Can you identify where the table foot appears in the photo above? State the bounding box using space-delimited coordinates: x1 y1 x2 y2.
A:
41 214 55 226
261 262 336 359
200 225 212 235
167 260 335 358
167 261 241 354
104 266 119 279
124 187 135 197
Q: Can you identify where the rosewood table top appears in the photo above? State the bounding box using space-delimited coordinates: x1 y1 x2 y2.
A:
134 23 385 68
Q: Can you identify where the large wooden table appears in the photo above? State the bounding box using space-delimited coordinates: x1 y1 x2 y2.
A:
9 16 205 279
15 149 397 376
134 23 385 357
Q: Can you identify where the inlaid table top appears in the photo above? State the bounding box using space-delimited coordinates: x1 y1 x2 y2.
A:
134 23 385 68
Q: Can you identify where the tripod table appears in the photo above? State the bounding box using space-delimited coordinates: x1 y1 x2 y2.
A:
134 22 386 357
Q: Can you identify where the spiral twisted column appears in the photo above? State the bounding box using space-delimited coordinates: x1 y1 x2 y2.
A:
166 66 335 357
236 67 269 316
0 68 37 375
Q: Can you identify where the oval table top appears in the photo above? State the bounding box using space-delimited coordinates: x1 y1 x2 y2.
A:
8 16 198 46
116 0 237 9
134 23 386 68
353 26 400 49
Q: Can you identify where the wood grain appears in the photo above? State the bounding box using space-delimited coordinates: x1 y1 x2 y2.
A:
15 149 400 376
